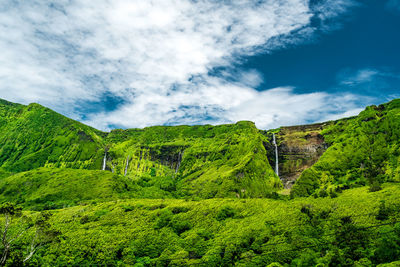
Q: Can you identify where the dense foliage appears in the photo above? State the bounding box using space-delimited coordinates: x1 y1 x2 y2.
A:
0 184 398 266
105 121 280 198
0 99 280 199
0 99 105 172
0 168 139 210
291 99 400 197
0 98 399 265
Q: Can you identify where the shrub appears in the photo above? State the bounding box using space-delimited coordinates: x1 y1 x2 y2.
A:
216 206 236 221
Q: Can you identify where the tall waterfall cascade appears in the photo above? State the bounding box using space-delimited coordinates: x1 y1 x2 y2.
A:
102 152 107 171
124 155 130 176
272 133 279 177
175 151 184 173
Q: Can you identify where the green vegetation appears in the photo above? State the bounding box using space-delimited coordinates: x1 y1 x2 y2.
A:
106 121 280 198
0 98 400 265
0 168 140 210
0 203 58 266
291 99 400 197
0 99 105 172
1 184 399 266
0 99 280 199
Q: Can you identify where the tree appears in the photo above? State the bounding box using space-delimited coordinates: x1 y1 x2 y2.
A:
0 203 58 266
0 202 23 265
23 211 59 263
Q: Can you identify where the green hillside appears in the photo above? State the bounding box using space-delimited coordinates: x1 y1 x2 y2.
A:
291 99 400 197
0 168 138 210
0 98 400 266
105 122 280 198
0 99 105 172
0 99 280 199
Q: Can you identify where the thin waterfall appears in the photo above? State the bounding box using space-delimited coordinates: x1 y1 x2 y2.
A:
175 151 184 174
102 151 107 171
272 133 279 176
124 155 130 176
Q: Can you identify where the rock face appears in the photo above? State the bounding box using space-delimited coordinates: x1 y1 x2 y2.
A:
263 122 332 188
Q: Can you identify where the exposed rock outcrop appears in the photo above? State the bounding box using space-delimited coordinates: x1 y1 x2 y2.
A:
263 122 332 188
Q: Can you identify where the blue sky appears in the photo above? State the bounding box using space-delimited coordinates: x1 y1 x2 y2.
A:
244 0 400 96
0 0 399 130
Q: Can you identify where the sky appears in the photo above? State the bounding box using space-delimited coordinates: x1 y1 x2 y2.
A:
0 0 399 131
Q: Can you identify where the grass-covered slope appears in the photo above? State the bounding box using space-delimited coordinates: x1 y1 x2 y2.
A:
0 168 137 210
291 99 400 197
14 183 400 266
0 99 106 172
105 121 281 198
0 98 281 199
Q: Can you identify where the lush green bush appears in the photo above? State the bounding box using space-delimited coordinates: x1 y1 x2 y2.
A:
7 183 397 266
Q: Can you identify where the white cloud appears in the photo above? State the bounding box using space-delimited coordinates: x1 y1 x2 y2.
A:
336 68 400 101
0 0 358 130
340 69 379 85
87 84 368 131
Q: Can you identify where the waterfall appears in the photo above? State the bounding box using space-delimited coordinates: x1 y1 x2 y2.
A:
272 133 279 176
175 151 184 173
102 152 107 171
124 155 130 176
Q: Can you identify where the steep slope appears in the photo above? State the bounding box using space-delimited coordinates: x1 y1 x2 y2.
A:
262 122 333 188
0 99 106 172
105 121 281 198
0 99 281 198
2 97 400 199
291 99 400 197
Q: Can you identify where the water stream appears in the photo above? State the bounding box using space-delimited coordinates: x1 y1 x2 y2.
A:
124 155 130 176
175 151 183 173
102 152 107 171
272 133 279 177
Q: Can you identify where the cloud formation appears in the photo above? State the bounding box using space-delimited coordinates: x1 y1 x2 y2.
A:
0 0 360 130
336 68 400 101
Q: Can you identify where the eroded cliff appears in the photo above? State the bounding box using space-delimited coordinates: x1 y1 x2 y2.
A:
263 122 332 188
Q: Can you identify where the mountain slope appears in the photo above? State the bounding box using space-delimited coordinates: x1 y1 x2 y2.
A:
262 122 333 188
0 99 106 172
105 121 281 198
290 99 400 197
0 99 280 198
0 98 400 266
2 97 400 199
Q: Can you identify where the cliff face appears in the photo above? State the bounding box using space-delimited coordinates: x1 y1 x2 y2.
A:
105 121 280 198
263 122 332 188
3 97 400 199
0 99 281 199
